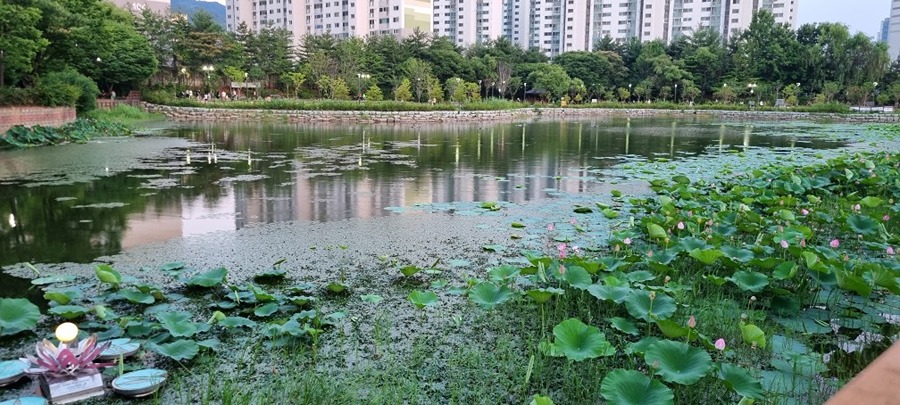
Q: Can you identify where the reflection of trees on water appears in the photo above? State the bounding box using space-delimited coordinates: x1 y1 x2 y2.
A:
0 119 845 266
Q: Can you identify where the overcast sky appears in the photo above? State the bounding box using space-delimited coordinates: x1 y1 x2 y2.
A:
206 0 892 38
797 0 891 38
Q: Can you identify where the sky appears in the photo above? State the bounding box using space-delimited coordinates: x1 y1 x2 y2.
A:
797 0 891 38
205 0 892 39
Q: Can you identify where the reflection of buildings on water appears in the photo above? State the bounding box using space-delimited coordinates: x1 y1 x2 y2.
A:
122 192 238 248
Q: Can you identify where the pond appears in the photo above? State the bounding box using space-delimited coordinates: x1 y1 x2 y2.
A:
0 117 848 270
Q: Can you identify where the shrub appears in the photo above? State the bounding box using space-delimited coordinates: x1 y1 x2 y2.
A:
0 86 38 106
36 69 100 113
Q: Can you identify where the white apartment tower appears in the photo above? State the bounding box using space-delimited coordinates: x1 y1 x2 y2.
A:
225 0 798 57
433 0 505 46
225 0 432 45
889 0 900 61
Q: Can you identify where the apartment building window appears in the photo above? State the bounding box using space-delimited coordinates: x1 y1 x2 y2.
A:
645 13 651 17
644 31 650 35
731 18 738 22
644 22 650 27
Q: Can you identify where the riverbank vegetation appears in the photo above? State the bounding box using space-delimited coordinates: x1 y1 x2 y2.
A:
83 104 164 125
137 9 892 109
1 150 895 403
0 119 131 149
0 0 156 113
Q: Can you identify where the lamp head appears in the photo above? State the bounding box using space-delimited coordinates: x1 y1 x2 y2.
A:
55 322 79 343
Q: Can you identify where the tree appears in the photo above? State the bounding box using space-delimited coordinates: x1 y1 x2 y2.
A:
282 71 306 98
365 84 383 101
527 64 571 101
426 77 443 103
394 78 412 101
0 2 49 85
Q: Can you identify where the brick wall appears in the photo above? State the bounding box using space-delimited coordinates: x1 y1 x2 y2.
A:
0 106 77 133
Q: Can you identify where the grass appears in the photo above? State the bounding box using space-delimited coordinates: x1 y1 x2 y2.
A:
83 104 165 125
143 89 855 114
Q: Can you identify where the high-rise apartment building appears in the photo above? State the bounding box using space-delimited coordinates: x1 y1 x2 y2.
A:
225 0 431 46
879 18 890 44
224 0 798 57
889 1 900 61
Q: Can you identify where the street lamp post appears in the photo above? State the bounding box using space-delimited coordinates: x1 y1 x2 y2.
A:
201 65 214 94
501 80 505 99
874 81 879 112
795 82 800 106
628 83 632 103
747 83 757 108
243 72 248 98
723 83 728 104
478 80 482 99
674 83 678 104
356 73 370 103
522 82 527 101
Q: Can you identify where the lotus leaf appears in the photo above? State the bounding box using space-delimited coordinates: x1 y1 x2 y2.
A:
157 312 210 338
48 305 88 320
488 265 520 282
186 268 227 288
729 271 769 293
219 317 256 328
254 303 280 317
860 196 884 207
526 287 564 304
95 265 122 287
253 268 287 282
408 290 438 309
482 244 506 253
609 317 639 336
647 223 667 239
689 248 724 265
528 395 555 405
772 261 798 280
197 338 221 351
31 274 76 285
152 339 199 361
602 208 619 218
644 340 712 385
326 282 349 294
0 298 41 336
399 265 422 277
511 222 526 228
121 288 155 305
740 323 767 348
600 369 674 405
573 206 593 214
624 290 676 322
43 288 81 305
587 284 632 304
550 318 615 361
360 294 384 304
847 214 878 235
717 363 764 399
562 266 592 289
469 282 513 310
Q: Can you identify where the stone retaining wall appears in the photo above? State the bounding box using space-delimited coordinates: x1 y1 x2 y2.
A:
0 106 77 133
144 103 900 125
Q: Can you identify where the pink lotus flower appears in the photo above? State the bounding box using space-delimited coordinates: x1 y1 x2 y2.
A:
647 250 654 258
559 264 566 275
801 209 809 216
853 204 861 212
830 239 840 248
884 215 891 222
547 223 554 232
687 315 696 329
800 239 807 248
677 221 685 230
558 243 567 259
715 338 726 351
888 246 896 255
569 218 577 225
780 240 789 249
623 237 632 245
687 211 693 217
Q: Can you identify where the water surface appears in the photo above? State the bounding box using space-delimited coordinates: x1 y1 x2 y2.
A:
0 118 847 268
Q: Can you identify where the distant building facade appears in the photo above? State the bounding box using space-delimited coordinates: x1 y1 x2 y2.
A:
879 17 890 43
224 0 799 57
889 0 900 61
225 0 431 46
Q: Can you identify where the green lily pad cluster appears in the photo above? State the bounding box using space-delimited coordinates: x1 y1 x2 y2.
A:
444 151 899 402
19 260 346 366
